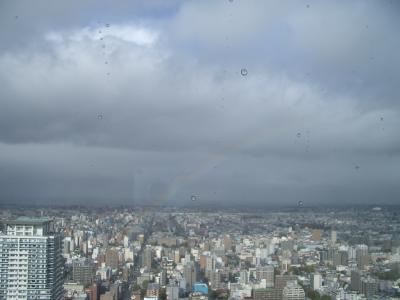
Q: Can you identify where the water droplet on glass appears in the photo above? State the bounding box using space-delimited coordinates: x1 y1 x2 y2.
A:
105 61 108 64
355 165 360 170
97 114 103 120
380 117 384 121
298 201 303 207
240 68 248 76
191 195 197 201
105 24 110 28
296 132 301 138
306 4 310 8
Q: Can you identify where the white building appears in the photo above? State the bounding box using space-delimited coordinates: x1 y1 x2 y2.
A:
282 281 305 300
311 273 322 290
0 217 64 300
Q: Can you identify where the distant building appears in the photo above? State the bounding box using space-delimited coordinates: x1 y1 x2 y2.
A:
184 262 198 290
351 270 361 292
166 285 179 300
147 283 160 297
0 217 64 300
100 283 119 300
223 235 232 251
331 230 337 244
312 230 322 241
311 273 322 290
72 257 96 285
193 282 209 295
256 266 275 288
355 245 368 267
275 275 297 289
142 246 153 269
361 277 378 299
333 250 348 266
282 281 305 300
159 268 167 286
253 288 282 300
105 248 119 269
88 283 99 300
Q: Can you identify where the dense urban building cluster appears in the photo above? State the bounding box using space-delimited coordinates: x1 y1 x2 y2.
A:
0 206 400 300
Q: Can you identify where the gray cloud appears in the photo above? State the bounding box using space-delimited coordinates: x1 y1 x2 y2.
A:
0 0 399 207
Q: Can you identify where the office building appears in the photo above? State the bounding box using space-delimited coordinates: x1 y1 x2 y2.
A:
72 257 96 285
282 281 305 300
184 262 197 290
311 273 322 290
253 288 282 300
256 266 275 288
142 246 153 269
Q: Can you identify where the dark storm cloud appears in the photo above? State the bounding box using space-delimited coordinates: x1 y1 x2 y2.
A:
0 0 399 206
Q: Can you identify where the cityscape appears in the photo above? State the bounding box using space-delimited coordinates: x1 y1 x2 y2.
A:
1 1 400 300
1 205 400 299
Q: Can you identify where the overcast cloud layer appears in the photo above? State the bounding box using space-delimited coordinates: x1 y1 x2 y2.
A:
0 0 399 207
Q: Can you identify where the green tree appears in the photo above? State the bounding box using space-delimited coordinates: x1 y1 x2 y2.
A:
159 288 167 300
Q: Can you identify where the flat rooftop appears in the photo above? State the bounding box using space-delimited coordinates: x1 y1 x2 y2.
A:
5 217 53 226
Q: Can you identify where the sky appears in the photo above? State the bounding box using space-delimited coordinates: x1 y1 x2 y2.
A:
0 0 399 208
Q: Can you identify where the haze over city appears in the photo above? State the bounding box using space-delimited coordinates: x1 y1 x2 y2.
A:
0 0 399 207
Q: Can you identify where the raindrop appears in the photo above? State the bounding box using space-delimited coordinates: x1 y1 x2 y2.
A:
298 201 303 207
355 165 360 170
296 132 301 138
191 195 197 201
97 114 103 120
240 68 248 76
306 4 310 8
380 117 384 121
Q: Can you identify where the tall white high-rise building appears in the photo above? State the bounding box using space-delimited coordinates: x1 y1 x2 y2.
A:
0 217 64 300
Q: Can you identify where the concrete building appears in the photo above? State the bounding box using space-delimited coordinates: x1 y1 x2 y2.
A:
184 262 197 290
275 275 297 289
72 257 96 285
105 248 119 269
253 288 282 300
312 230 322 241
256 266 275 288
142 246 153 269
0 217 64 300
282 281 305 300
166 285 179 300
311 273 322 290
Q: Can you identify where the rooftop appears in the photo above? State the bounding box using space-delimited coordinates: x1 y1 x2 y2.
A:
5 216 53 226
